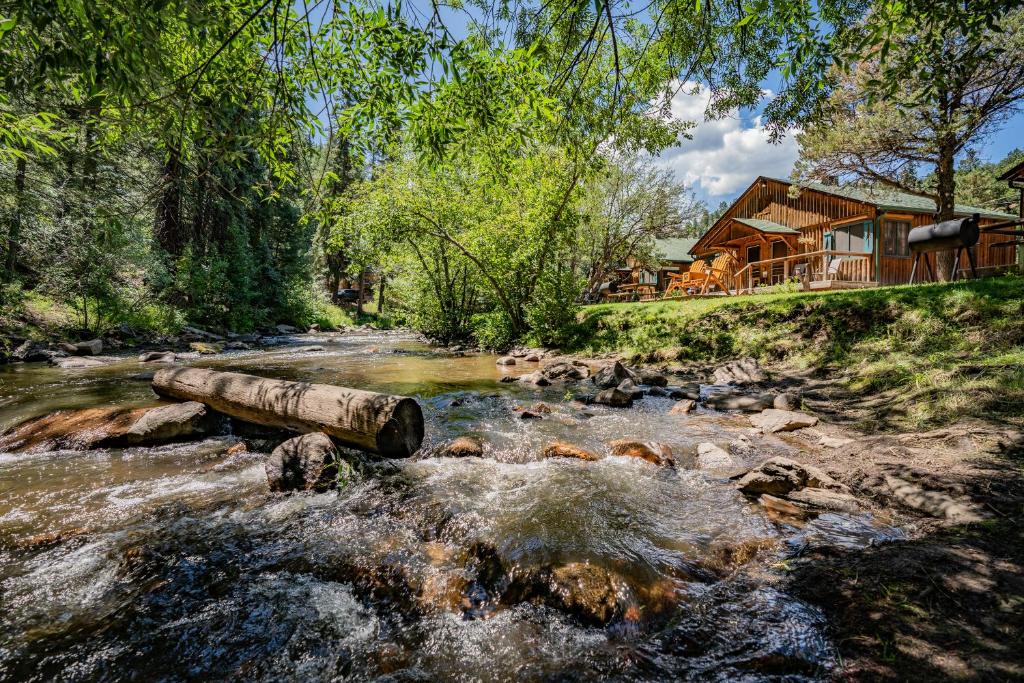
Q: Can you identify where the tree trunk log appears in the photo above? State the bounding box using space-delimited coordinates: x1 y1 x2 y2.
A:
152 368 424 457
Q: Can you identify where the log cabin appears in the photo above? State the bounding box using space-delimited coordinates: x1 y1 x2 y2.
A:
689 176 1019 293
604 238 699 301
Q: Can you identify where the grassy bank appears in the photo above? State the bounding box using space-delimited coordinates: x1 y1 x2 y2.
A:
566 275 1024 429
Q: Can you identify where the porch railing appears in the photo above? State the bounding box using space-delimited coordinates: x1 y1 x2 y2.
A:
732 249 875 293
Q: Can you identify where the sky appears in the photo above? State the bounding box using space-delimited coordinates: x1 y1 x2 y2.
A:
655 85 1024 207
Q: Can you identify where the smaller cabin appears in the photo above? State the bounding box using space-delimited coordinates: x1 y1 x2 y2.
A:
619 238 699 298
690 177 1018 293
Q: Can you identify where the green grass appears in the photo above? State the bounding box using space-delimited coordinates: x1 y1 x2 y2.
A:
564 274 1024 429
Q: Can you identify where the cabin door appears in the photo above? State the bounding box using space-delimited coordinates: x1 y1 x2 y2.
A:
771 241 787 283
746 244 761 286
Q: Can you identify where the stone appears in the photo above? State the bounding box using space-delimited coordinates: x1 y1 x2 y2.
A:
58 339 103 356
275 324 299 335
704 392 776 412
50 356 110 369
819 435 854 449
308 323 321 333
264 432 339 492
591 361 638 389
669 399 696 415
616 379 645 399
758 494 808 517
711 357 766 385
189 341 223 355
139 350 177 363
226 442 248 456
633 368 669 387
545 562 627 626
434 436 485 458
12 340 65 363
735 456 847 497
786 488 862 513
696 442 734 469
518 371 551 386
749 409 818 434
543 441 600 461
646 386 668 397
542 361 588 380
519 410 542 420
666 383 701 401
773 391 802 411
223 341 251 350
182 325 225 341
609 440 675 467
524 354 541 362
123 401 217 445
496 356 516 366
593 388 633 407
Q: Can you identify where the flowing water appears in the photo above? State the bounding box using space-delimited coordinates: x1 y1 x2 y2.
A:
0 332 901 682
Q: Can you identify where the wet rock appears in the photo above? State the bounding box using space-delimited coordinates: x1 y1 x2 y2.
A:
591 361 638 389
786 488 862 513
433 436 485 458
750 408 818 434
773 391 802 411
736 457 847 497
50 356 113 369
712 357 766 384
634 368 669 387
496 356 516 366
57 338 103 356
0 406 151 452
518 370 551 386
122 401 218 445
275 324 299 335
545 562 628 626
609 440 675 467
519 410 542 420
182 325 225 341
139 350 177 363
616 379 645 399
226 442 248 456
670 399 696 415
531 403 553 414
594 387 633 408
13 340 65 363
704 391 776 412
524 354 541 362
543 441 600 461
308 323 321 333
667 383 701 401
189 341 223 355
264 432 339 492
223 340 251 351
542 360 588 380
647 386 668 397
759 493 808 518
696 442 734 470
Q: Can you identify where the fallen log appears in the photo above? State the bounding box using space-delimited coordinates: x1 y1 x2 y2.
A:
151 367 424 457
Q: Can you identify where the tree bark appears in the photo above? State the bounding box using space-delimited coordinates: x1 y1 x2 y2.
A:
152 367 424 457
377 274 385 313
154 143 184 256
356 269 365 316
934 137 957 281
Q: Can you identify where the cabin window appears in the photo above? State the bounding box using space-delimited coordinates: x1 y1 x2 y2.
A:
830 221 873 254
884 219 912 257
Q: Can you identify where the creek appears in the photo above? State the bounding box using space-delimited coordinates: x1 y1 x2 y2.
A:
0 331 901 681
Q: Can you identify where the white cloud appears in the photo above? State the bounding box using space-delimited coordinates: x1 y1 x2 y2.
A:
651 83 800 200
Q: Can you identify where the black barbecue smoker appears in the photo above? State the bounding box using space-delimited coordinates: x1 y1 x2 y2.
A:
907 214 980 284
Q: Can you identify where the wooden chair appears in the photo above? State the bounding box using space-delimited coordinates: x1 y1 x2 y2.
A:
662 260 707 298
826 257 844 282
698 253 735 295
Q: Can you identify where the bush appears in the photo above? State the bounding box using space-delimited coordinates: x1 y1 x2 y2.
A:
524 268 583 347
472 310 517 350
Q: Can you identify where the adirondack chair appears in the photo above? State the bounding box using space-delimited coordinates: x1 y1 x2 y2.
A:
826 256 844 281
698 253 735 295
662 260 707 298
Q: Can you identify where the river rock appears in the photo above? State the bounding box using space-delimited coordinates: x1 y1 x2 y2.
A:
591 361 638 390
696 442 734 469
275 324 299 335
669 399 696 414
0 406 151 452
139 350 177 363
646 386 668 397
594 387 633 407
518 371 551 386
633 368 668 387
542 360 588 380
182 325 225 341
819 434 854 449
58 339 103 356
749 408 818 434
667 383 701 401
758 493 808 517
772 391 802 411
50 356 112 369
264 432 339 492
496 356 516 366
545 562 627 626
189 341 223 355
616 379 645 400
712 358 766 384
308 323 321 333
609 440 674 467
735 456 847 497
524 353 541 362
433 436 485 458
543 441 599 461
223 340 252 351
704 391 776 412
122 401 217 445
785 487 862 512
13 340 65 363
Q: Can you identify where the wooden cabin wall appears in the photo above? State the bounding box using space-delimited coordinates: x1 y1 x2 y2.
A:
736 179 869 228
876 215 1017 284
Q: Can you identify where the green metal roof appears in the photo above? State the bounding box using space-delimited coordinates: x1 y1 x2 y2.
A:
733 217 800 234
767 177 1017 221
654 237 699 262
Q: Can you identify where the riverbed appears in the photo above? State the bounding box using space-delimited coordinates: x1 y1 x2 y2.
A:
0 331 901 681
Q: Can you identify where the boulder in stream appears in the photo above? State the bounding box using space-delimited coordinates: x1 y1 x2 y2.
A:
696 442 735 470
616 379 646 400
122 401 219 445
591 361 638 389
189 341 223 355
593 387 633 408
735 456 847 497
609 440 675 467
749 408 818 434
704 391 776 412
543 441 600 461
264 432 340 492
633 368 668 387
496 356 516 366
545 562 629 626
669 399 696 415
139 350 177 363
50 356 114 369
12 340 65 363
518 370 551 386
433 436 485 458
57 339 103 356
